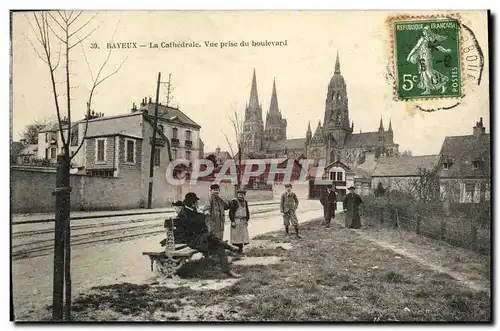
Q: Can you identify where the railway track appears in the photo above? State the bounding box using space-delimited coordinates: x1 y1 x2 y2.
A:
12 206 287 261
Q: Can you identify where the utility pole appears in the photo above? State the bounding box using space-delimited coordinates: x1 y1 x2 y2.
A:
147 72 161 209
165 73 173 107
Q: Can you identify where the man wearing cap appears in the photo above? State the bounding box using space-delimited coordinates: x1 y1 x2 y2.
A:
203 183 230 240
320 185 338 228
280 183 302 238
343 186 363 229
228 189 251 254
178 192 241 278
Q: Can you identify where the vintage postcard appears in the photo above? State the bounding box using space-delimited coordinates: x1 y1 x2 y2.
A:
10 10 491 322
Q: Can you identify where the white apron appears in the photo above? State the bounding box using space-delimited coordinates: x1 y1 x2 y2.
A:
230 201 250 245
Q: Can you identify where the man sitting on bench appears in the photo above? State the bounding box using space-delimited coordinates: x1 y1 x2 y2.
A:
179 192 242 278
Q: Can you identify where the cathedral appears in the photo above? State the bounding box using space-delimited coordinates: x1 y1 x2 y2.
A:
241 52 399 167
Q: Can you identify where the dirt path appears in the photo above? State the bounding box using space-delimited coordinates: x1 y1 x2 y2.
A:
333 214 490 295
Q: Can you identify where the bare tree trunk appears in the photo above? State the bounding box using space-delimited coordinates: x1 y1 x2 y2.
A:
62 155 71 320
52 154 68 320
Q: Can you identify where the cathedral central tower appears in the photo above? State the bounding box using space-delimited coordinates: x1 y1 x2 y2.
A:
324 52 353 148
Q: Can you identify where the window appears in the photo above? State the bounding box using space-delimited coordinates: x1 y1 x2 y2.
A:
464 183 475 203
45 148 49 159
337 172 343 181
172 128 178 139
185 150 191 160
50 147 56 159
186 130 192 141
45 133 48 143
96 139 105 162
330 171 336 180
87 170 114 177
154 147 161 166
126 139 135 163
172 149 177 159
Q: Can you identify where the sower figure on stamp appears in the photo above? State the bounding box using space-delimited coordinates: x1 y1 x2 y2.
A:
280 183 302 238
320 185 337 228
228 189 251 255
343 186 363 229
203 183 230 240
178 192 241 278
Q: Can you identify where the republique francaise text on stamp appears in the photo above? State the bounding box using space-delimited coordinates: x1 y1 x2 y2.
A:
392 17 462 101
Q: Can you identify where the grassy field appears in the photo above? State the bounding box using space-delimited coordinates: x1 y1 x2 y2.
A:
55 218 491 322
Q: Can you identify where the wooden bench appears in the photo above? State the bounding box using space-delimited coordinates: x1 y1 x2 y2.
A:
142 218 199 277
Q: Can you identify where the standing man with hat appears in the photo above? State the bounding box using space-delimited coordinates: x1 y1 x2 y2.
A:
320 185 338 228
280 183 302 238
343 186 363 229
178 192 242 278
203 183 230 240
228 188 251 254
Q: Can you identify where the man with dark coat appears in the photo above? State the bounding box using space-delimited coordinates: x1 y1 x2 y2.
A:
343 186 363 229
228 189 251 254
320 185 338 228
178 192 241 278
203 184 230 240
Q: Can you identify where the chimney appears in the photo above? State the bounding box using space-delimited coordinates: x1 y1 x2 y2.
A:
149 97 152 104
216 147 221 154
473 117 486 137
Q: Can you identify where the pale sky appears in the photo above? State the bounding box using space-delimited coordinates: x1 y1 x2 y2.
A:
11 10 490 156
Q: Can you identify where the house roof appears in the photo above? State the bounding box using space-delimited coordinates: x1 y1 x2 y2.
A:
325 160 351 171
266 138 306 152
84 112 145 139
438 133 490 178
19 144 38 156
372 155 440 177
343 132 380 148
140 103 201 129
351 166 372 180
39 122 69 133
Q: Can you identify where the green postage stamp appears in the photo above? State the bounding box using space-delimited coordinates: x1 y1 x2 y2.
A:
392 17 462 100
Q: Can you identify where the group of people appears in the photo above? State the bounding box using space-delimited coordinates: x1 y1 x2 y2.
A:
320 185 364 229
167 183 363 279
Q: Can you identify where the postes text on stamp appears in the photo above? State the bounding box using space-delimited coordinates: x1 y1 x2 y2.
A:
393 18 461 100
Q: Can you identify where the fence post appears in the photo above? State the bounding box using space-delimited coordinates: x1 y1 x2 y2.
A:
416 215 421 234
395 209 400 230
440 219 446 239
470 223 477 250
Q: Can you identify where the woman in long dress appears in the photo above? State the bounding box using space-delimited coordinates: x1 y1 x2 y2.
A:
406 25 452 95
229 189 251 254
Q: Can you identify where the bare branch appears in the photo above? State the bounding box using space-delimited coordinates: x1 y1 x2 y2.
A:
57 10 68 24
46 20 66 44
94 57 127 88
47 12 66 34
79 43 94 82
52 42 62 72
68 13 98 38
221 130 236 158
68 25 99 50
22 33 48 64
68 11 83 26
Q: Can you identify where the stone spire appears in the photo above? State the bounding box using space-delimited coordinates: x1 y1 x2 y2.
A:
378 115 384 131
249 69 259 108
269 78 279 114
306 121 312 142
388 118 393 132
334 51 341 74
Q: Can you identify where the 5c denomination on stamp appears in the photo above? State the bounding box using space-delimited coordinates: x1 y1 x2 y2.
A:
392 17 462 100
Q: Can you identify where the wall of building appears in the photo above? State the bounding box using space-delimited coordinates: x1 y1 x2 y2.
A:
11 167 142 213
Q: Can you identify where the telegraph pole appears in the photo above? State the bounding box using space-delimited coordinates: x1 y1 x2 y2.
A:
147 72 161 209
